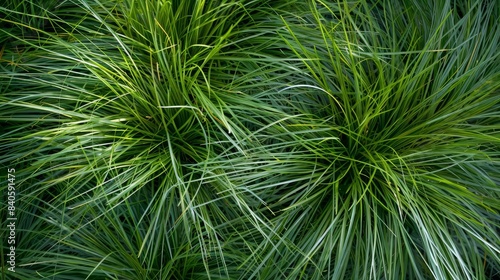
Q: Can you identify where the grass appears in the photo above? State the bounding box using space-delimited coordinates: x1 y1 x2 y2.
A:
1 0 499 279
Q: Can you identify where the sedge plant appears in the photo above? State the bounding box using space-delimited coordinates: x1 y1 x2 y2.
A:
1 0 499 279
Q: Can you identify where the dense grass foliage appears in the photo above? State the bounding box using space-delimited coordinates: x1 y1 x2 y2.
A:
1 0 499 279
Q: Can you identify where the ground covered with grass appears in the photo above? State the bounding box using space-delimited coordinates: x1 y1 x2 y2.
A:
1 0 499 279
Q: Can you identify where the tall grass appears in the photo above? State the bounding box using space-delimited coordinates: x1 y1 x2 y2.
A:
214 1 500 278
1 0 499 279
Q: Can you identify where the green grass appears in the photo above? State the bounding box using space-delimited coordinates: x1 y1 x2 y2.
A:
1 0 499 279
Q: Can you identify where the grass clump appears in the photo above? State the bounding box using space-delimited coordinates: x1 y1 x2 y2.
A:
1 0 499 279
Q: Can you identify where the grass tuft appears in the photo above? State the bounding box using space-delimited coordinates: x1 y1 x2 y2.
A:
1 0 499 279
